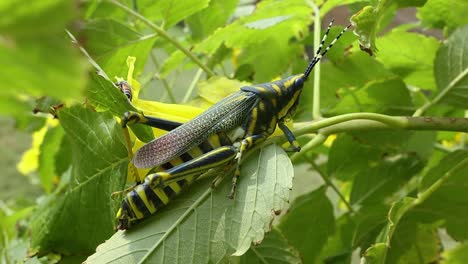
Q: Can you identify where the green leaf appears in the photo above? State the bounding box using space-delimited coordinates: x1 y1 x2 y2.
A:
38 125 64 193
320 213 356 263
321 0 369 16
186 0 239 41
417 0 468 32
349 0 426 55
416 150 468 241
328 131 433 182
377 29 439 90
141 0 210 28
29 106 128 255
240 228 301 264
350 4 383 55
80 19 156 79
330 78 413 115
442 243 468 264
278 186 335 264
86 144 294 263
86 72 136 115
301 52 394 117
434 25 468 108
85 72 153 143
362 199 441 264
0 0 76 37
194 0 313 82
0 36 88 102
328 131 431 208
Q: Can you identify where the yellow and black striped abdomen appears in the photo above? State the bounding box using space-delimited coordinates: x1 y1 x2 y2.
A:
117 133 235 229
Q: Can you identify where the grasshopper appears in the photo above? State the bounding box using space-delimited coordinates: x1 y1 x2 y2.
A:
116 20 350 230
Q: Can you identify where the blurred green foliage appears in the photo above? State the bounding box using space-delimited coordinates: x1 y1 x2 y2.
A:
1 0 468 263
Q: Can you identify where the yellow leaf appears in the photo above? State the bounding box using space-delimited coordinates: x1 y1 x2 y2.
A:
17 119 58 175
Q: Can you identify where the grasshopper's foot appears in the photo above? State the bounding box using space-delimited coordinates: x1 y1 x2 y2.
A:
285 145 301 152
121 111 143 127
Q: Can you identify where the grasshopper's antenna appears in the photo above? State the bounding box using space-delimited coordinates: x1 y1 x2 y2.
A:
303 20 351 79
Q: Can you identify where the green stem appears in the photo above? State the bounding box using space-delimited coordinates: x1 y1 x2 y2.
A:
260 114 468 157
309 1 322 120
149 52 177 103
294 113 406 136
291 133 327 162
182 69 203 103
306 157 355 213
413 67 468 117
107 0 215 78
414 155 468 205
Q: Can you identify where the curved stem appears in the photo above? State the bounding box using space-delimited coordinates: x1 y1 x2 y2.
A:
107 0 215 78
413 67 468 117
290 133 327 162
294 113 407 136
306 157 354 213
182 69 203 103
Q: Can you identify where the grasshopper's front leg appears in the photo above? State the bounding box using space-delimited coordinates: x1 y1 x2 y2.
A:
278 121 301 152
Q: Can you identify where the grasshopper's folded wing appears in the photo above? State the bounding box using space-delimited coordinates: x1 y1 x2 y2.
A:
133 91 258 168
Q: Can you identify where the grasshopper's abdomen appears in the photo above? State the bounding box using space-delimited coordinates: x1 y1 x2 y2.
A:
117 133 236 230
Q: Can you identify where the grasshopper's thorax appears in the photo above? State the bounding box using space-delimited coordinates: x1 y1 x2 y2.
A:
240 74 306 136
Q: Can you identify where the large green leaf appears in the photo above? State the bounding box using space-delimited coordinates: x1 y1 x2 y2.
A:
377 29 439 90
362 199 440 264
301 52 395 117
0 36 88 102
86 144 294 263
278 186 335 264
418 0 468 32
0 0 75 37
416 150 468 240
239 228 301 264
0 0 87 104
186 0 239 41
86 72 136 115
29 106 128 255
187 0 313 82
434 25 468 108
329 78 413 115
80 19 156 79
85 72 153 142
140 0 210 29
328 131 434 183
362 150 468 262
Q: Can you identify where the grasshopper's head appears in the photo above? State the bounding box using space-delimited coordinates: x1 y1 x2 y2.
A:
272 20 350 119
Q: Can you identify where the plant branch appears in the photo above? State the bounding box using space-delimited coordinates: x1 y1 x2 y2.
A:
183 69 203 103
306 156 355 213
307 0 322 120
107 0 215 78
253 114 468 157
149 52 177 103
